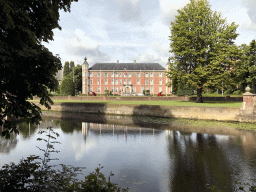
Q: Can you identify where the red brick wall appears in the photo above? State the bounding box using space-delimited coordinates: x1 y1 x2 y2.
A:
84 70 170 95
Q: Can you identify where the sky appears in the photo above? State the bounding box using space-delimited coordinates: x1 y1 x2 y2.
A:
42 0 256 68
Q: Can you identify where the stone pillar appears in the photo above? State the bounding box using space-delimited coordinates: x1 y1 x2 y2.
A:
241 86 256 112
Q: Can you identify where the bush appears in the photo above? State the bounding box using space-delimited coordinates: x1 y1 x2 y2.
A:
104 90 109 96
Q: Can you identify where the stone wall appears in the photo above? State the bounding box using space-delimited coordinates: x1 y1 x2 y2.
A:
34 102 241 122
33 95 242 102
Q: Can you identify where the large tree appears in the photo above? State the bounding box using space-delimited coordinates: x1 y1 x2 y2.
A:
63 61 70 77
167 0 240 102
236 40 256 93
0 0 78 138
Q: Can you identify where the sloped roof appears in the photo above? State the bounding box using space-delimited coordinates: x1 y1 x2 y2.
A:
89 63 165 71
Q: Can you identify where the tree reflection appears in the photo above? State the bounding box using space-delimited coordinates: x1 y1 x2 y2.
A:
60 120 82 134
17 121 37 139
168 131 233 191
0 133 17 154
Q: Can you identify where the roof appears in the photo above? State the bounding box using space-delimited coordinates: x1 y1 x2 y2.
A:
88 63 165 71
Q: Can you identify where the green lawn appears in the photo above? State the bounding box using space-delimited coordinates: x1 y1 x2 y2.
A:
29 100 243 108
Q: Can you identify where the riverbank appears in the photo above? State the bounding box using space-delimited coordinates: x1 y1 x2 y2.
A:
33 102 246 122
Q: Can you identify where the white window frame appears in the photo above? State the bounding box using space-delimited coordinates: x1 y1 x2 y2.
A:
105 79 108 85
159 79 162 85
145 73 149 77
97 79 100 85
150 73 153 77
159 87 162 92
115 79 118 85
145 79 149 85
90 79 93 85
159 72 162 77
128 73 131 77
105 73 108 77
150 79 153 85
137 73 140 77
137 79 140 85
97 87 100 92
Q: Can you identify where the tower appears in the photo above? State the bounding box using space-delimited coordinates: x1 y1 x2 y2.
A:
82 57 89 94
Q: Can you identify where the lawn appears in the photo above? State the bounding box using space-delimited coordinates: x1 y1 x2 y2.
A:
29 100 243 108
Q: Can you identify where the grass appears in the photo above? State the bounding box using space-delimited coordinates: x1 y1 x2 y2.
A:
29 100 243 108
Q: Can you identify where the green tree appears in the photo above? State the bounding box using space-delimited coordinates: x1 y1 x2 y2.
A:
70 61 75 70
73 64 82 94
167 0 240 102
0 0 78 138
60 77 75 96
236 40 256 93
63 61 70 77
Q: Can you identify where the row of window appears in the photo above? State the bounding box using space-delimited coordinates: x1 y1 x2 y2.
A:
89 72 163 78
89 87 163 93
85 79 163 85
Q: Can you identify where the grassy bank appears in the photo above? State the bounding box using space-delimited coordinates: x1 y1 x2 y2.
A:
29 100 243 108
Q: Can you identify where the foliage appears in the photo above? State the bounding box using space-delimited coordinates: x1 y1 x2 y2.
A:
235 40 256 93
63 61 70 78
167 0 240 103
177 79 195 96
70 61 75 70
0 0 78 138
60 77 75 96
105 90 109 95
0 127 128 192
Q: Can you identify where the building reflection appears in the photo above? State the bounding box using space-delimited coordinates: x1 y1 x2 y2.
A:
82 122 162 140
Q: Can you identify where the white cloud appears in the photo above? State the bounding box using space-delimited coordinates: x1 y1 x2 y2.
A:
65 29 110 64
159 0 190 25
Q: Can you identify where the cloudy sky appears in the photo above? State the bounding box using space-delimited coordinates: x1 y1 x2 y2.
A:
42 0 256 68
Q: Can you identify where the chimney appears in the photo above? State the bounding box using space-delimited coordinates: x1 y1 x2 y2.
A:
117 60 119 64
134 60 136 64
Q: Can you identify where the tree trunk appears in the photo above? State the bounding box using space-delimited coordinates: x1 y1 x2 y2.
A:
196 88 203 103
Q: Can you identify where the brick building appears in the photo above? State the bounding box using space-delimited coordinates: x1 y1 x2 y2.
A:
82 57 172 95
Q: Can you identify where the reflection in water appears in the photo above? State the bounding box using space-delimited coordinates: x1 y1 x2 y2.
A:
1 116 256 192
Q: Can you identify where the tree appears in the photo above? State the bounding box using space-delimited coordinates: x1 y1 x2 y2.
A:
60 77 75 96
236 40 256 93
70 61 75 70
167 0 240 102
73 64 82 94
0 0 78 138
63 61 70 77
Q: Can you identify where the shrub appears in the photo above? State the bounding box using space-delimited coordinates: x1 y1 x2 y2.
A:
232 90 243 95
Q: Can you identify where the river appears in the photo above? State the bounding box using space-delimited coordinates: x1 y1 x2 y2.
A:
1 112 256 192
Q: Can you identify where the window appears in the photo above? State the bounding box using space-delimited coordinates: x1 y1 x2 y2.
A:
115 72 118 77
120 73 122 77
111 88 114 92
123 73 126 77
105 79 108 85
145 79 149 85
159 79 162 85
97 73 100 77
115 87 118 92
150 87 153 93
90 72 93 77
90 80 93 85
111 79 114 85
159 73 162 77
83 79 85 84
150 73 153 77
97 87 100 92
137 79 140 85
115 79 118 85
124 79 127 85
119 79 122 85
105 73 108 77
145 73 149 77
97 79 100 85
128 73 131 77
90 87 93 92
111 72 114 77
145 87 149 91
128 79 131 84
133 87 136 93
105 87 108 90
150 79 153 85
159 87 162 92
141 87 144 93
137 73 140 77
